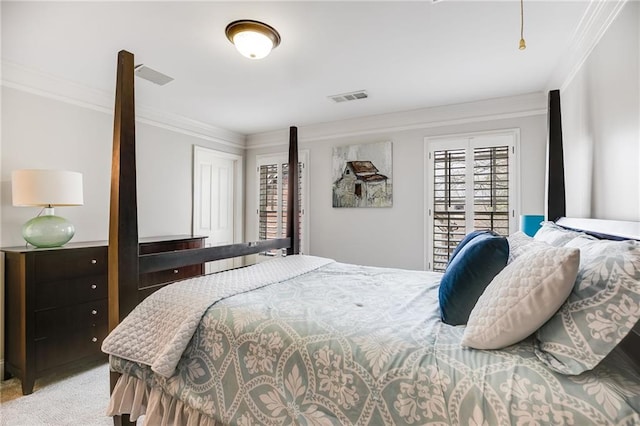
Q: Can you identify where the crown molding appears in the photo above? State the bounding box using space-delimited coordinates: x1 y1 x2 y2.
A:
1 61 246 149
246 92 546 149
547 0 629 92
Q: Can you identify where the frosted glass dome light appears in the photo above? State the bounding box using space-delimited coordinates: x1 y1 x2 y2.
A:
225 20 281 60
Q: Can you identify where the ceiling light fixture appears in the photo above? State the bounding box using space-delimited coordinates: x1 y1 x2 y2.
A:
519 0 527 50
225 20 281 60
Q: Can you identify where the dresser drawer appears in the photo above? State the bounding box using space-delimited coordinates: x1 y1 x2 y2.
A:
35 274 107 310
35 299 108 339
34 247 107 283
34 298 108 372
139 264 203 288
35 319 108 373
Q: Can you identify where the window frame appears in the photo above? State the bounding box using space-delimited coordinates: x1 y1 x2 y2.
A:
256 150 310 256
424 129 520 271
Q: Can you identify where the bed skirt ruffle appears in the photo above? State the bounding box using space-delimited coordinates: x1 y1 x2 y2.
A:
107 374 223 426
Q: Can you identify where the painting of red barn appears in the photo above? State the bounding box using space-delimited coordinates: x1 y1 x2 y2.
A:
332 141 392 207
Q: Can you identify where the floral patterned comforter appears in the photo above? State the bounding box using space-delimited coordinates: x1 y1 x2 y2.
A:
110 261 640 425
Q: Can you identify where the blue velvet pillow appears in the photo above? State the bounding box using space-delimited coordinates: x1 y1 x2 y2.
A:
439 232 509 325
447 230 497 266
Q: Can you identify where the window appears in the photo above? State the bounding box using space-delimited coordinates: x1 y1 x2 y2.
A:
257 152 308 256
426 131 518 272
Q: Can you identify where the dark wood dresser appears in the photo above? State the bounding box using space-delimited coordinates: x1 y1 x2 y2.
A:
1 235 204 395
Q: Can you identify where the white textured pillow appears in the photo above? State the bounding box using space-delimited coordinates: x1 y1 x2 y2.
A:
462 245 579 350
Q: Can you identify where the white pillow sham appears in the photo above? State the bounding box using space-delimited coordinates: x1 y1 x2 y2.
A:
535 236 640 374
507 231 550 263
462 245 580 350
533 221 585 246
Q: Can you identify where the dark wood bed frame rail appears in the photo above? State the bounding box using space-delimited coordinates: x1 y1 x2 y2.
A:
108 50 299 424
139 238 291 273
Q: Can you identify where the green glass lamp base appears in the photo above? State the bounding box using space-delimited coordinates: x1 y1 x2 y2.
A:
22 213 75 248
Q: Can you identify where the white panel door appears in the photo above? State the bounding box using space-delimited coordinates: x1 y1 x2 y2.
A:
193 146 242 274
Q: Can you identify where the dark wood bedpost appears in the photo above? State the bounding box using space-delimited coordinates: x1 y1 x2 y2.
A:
108 50 139 426
286 126 300 255
109 49 140 330
547 89 566 221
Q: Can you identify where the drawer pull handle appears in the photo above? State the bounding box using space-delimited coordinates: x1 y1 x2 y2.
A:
92 337 98 343
173 269 179 274
91 259 97 264
91 310 98 315
91 284 97 290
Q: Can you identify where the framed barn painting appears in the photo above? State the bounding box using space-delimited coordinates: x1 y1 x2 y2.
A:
332 141 393 207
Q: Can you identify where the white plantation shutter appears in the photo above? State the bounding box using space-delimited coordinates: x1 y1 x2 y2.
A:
258 164 279 243
432 148 467 272
257 153 308 256
427 132 517 272
473 146 510 236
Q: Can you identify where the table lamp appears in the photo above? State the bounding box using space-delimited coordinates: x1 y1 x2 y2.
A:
520 214 545 237
11 169 84 248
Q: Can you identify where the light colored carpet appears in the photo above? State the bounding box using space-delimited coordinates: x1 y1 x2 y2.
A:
0 360 137 426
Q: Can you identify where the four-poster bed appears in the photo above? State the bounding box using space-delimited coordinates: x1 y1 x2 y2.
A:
103 50 640 425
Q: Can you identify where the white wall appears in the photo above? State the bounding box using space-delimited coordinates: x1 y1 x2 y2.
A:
0 86 244 372
561 1 640 221
1 87 244 246
246 93 548 270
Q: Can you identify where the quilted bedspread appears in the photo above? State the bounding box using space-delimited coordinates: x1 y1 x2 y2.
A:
109 259 640 425
102 255 334 377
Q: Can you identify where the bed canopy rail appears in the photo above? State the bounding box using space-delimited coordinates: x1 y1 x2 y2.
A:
108 49 299 327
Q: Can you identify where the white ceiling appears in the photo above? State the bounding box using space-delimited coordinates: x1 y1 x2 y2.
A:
2 1 591 136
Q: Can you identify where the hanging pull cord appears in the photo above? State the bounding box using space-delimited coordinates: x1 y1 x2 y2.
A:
519 0 527 50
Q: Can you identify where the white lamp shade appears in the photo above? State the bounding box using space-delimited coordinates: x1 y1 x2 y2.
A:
12 169 84 206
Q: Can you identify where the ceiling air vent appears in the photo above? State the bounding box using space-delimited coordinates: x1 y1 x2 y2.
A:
134 64 174 86
328 90 369 103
